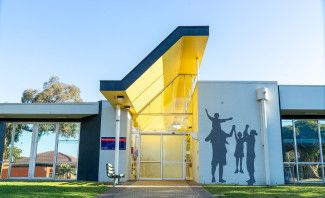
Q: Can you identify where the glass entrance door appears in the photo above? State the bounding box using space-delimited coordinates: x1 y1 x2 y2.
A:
162 135 184 179
139 134 185 180
140 135 161 179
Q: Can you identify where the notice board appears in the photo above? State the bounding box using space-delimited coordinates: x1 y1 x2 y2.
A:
101 137 126 150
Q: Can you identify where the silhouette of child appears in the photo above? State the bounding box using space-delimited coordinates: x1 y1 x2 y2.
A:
233 125 244 173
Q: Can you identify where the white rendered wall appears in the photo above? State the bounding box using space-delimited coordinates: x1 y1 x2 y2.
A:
98 101 131 182
279 85 325 110
0 102 98 118
198 81 284 185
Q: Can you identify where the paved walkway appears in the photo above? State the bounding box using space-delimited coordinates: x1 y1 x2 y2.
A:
98 180 214 198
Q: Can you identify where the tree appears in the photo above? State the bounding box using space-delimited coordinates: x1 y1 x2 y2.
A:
57 163 75 179
21 76 82 103
3 146 22 162
3 76 82 163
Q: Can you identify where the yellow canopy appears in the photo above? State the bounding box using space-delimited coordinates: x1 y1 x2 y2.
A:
100 26 209 132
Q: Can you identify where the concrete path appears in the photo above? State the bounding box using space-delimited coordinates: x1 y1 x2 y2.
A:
98 180 214 198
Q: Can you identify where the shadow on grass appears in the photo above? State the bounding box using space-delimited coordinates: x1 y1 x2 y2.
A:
59 181 107 186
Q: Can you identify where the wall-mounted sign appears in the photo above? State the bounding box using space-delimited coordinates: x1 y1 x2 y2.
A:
101 137 126 150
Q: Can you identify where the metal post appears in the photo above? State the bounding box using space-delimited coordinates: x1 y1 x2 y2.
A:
29 123 38 178
161 134 163 180
293 120 300 183
182 134 186 180
114 105 121 183
52 123 60 179
317 121 324 183
8 123 16 178
137 133 141 180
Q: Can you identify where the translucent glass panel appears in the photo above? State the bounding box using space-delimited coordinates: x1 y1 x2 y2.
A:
163 163 183 178
134 69 195 115
294 120 320 163
136 74 197 132
162 135 183 179
10 124 34 178
281 120 295 162
140 135 161 179
163 135 183 161
141 135 161 162
137 114 192 132
140 163 161 179
55 123 80 180
34 124 56 178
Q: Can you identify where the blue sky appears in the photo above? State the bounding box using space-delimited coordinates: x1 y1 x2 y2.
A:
0 0 324 102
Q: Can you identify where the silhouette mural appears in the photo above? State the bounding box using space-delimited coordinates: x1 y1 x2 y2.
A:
205 109 234 183
233 126 244 174
243 126 258 185
205 109 258 185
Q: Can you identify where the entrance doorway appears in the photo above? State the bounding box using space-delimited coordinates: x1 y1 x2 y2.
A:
139 134 185 180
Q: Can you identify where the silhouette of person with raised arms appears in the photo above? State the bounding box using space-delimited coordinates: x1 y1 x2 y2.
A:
233 125 244 174
243 124 258 185
205 109 234 183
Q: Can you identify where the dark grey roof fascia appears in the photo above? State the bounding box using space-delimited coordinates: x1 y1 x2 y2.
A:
100 26 209 91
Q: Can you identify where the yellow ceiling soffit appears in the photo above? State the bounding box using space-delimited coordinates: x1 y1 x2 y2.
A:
100 26 209 131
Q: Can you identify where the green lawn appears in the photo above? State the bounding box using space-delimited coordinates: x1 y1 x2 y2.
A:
204 184 325 198
0 181 108 198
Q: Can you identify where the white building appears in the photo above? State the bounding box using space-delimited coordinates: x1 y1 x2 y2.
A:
0 26 324 185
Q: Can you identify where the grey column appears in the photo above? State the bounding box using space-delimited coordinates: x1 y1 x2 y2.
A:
0 122 6 175
77 101 102 181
